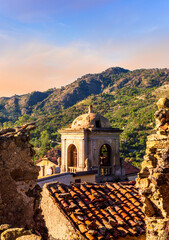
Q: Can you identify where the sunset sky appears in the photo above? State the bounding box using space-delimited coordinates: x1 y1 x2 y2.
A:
0 0 169 96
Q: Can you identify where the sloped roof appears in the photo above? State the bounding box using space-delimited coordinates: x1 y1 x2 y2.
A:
47 182 145 240
36 157 58 166
123 162 140 175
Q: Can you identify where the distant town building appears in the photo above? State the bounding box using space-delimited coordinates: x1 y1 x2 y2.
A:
38 170 97 188
123 161 140 181
37 157 60 177
37 162 139 187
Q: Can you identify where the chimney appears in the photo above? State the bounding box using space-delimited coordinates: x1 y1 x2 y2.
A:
136 98 169 239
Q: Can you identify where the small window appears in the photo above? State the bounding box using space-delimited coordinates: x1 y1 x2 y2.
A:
75 179 81 183
95 120 101 128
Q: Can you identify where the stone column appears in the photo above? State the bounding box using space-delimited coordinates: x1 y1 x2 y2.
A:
136 98 169 240
78 138 85 171
61 137 66 172
114 138 121 177
91 139 97 168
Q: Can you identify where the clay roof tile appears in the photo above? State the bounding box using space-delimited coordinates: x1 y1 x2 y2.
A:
47 181 145 240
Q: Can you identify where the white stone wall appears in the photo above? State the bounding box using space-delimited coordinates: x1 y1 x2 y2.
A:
59 129 122 180
38 173 71 188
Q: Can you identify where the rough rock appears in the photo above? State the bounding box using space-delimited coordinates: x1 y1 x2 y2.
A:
0 227 41 240
0 224 11 234
0 228 31 240
16 234 41 240
136 98 169 240
156 97 169 110
0 123 40 229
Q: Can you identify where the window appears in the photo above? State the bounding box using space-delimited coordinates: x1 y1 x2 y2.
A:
99 144 112 176
95 120 101 128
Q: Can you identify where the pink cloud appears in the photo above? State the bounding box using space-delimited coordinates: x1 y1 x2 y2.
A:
0 35 169 97
0 42 111 97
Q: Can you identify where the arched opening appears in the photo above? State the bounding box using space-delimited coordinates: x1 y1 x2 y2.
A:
67 144 77 173
47 167 53 175
99 144 112 176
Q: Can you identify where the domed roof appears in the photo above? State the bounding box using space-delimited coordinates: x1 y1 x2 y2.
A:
71 105 111 129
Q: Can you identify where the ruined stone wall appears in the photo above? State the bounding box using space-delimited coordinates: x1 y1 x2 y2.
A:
137 98 169 240
0 123 40 229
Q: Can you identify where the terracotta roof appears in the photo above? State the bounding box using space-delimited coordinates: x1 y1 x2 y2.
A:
36 158 58 166
123 162 140 175
47 182 145 239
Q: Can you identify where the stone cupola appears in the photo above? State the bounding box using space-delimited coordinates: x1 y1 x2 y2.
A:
71 105 111 130
58 106 124 182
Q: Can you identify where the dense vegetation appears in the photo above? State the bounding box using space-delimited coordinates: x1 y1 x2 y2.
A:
1 67 169 168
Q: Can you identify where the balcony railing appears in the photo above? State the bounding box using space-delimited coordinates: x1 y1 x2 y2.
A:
68 167 77 173
100 166 112 176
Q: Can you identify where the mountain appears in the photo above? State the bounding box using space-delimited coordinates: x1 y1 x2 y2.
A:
1 67 169 167
0 90 54 122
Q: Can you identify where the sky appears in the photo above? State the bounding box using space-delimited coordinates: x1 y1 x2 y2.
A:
0 0 169 96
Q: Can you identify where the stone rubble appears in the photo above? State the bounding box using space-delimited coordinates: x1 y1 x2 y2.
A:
0 123 45 239
136 98 169 240
0 225 41 240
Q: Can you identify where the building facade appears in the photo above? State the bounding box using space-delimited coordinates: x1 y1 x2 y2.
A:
59 106 125 182
37 157 60 178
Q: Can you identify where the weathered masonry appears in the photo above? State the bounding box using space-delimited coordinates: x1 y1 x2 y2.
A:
137 98 169 240
59 106 124 182
0 123 40 229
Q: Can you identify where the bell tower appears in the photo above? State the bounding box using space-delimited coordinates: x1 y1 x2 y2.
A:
58 106 124 182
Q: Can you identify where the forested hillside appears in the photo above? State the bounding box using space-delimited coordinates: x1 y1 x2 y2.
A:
1 67 169 168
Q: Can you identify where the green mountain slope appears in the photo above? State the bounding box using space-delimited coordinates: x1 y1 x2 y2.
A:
1 67 169 167
0 67 128 122
0 90 54 122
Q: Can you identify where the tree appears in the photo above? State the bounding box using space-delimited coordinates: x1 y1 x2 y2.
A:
40 130 50 150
